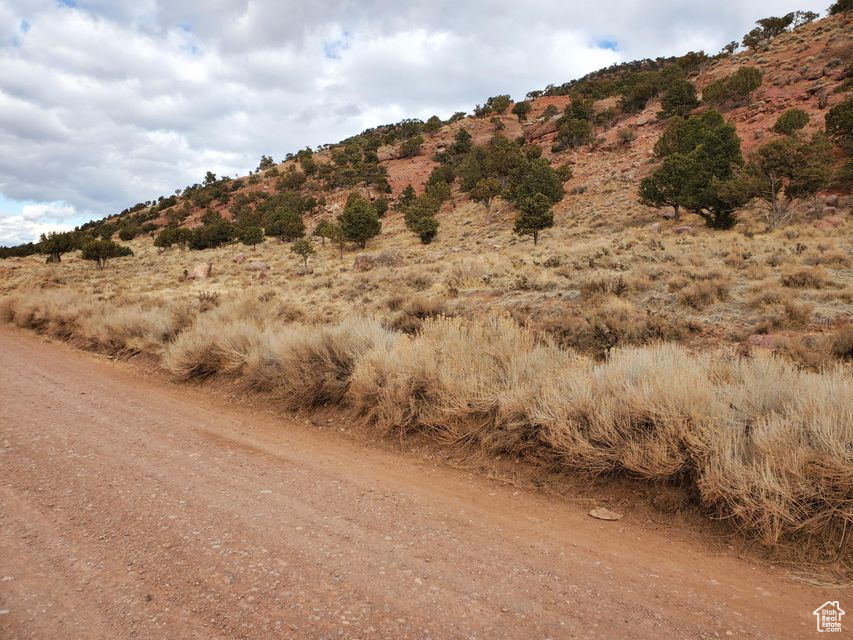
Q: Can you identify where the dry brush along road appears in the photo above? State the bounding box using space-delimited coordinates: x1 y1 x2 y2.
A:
0 326 842 639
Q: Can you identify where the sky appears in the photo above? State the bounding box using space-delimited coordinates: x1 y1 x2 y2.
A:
0 0 831 245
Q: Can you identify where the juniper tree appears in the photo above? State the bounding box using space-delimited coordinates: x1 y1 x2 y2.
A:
291 238 316 267
338 193 381 249
514 193 554 245
239 225 264 251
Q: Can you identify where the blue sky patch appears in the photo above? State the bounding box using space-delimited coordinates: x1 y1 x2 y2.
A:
323 31 352 60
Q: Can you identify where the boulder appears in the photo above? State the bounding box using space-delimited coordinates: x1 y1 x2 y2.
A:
374 250 403 268
814 215 843 231
376 145 399 162
233 253 247 264
247 261 269 272
649 222 662 234
352 254 374 272
823 194 839 208
189 262 212 279
524 118 560 141
673 225 694 234
802 66 823 81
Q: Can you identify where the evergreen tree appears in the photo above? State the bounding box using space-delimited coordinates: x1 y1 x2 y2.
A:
772 109 809 136
39 231 77 263
512 101 532 121
507 157 565 206
723 133 834 229
658 79 699 119
471 177 502 212
239 225 264 251
638 154 692 221
264 208 304 242
338 193 381 249
396 184 417 210
647 110 746 228
404 196 440 245
514 193 554 245
81 239 132 269
291 238 316 267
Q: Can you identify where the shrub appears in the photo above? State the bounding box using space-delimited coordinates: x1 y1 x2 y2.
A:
399 135 424 158
511 100 532 121
617 127 636 146
780 266 829 288
702 67 762 107
829 0 852 14
677 278 730 308
772 108 809 135
828 323 853 360
658 79 699 119
118 225 140 241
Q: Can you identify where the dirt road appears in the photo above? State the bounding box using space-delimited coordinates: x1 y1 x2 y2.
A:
0 326 835 639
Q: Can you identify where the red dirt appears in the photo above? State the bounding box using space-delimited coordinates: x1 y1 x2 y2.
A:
0 326 842 639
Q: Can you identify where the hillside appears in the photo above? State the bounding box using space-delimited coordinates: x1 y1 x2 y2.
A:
1 9 851 570
3 12 851 360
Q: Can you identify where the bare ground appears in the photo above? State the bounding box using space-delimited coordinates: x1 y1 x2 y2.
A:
0 326 840 639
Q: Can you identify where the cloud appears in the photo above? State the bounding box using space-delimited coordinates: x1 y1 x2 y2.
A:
0 0 830 243
0 200 79 245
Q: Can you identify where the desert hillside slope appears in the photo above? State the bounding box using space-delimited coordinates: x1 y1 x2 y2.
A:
1 10 851 569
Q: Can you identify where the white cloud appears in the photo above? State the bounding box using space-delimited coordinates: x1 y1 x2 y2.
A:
20 201 76 221
0 218 75 245
0 0 831 243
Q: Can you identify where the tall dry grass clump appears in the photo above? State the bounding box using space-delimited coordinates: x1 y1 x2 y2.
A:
349 315 573 454
347 315 852 557
162 300 394 408
0 290 189 354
